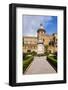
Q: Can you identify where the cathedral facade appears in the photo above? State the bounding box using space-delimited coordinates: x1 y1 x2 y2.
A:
23 24 57 54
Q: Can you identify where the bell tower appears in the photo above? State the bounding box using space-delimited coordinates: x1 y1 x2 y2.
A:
37 24 45 42
37 24 45 55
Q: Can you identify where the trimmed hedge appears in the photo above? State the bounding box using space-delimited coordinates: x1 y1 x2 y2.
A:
23 51 37 60
47 56 57 68
31 51 37 56
23 56 33 73
37 54 45 57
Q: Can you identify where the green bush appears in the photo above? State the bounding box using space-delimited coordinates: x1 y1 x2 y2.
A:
47 56 57 68
54 52 57 56
44 52 49 56
23 53 27 60
50 55 57 60
53 55 57 59
23 56 33 73
31 51 37 56
37 54 45 57
23 52 32 60
23 55 30 60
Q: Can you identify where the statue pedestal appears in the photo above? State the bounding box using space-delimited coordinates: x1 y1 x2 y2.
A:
37 40 44 55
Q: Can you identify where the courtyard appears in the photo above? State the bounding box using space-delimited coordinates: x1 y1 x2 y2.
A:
23 51 57 74
24 56 56 75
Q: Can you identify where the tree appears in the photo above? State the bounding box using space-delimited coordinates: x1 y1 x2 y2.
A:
44 45 49 55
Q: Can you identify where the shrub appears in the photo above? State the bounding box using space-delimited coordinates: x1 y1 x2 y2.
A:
54 52 57 56
44 52 49 56
53 55 57 59
37 54 45 57
23 53 30 60
31 51 37 56
47 56 57 68
23 56 33 73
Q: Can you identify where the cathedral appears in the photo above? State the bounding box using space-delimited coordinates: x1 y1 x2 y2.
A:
23 24 57 54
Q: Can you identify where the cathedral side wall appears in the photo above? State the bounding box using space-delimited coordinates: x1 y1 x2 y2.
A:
23 34 57 54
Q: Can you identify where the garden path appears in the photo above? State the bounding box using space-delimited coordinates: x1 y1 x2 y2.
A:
24 56 56 75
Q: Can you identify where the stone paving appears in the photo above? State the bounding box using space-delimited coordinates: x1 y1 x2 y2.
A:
24 56 56 75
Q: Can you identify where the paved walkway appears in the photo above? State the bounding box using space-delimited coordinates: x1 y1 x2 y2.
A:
24 56 56 75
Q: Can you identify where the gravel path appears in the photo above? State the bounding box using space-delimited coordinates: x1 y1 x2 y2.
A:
24 56 56 75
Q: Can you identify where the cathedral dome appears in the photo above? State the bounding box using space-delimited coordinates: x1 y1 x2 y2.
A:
37 24 46 33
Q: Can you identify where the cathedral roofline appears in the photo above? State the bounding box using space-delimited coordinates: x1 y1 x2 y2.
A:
23 36 37 39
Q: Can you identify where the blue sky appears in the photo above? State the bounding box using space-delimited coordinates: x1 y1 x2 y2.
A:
23 15 57 36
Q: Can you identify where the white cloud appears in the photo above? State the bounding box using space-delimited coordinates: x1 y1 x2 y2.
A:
23 15 53 36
